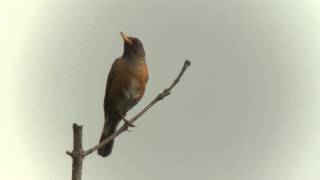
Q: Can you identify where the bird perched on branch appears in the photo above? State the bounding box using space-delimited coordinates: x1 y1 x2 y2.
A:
98 32 149 157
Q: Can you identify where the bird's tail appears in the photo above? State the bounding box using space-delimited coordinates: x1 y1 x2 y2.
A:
98 113 120 157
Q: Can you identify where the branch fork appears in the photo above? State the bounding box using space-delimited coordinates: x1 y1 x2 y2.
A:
66 60 191 180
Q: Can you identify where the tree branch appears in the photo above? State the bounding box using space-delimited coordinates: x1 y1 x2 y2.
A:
83 60 191 156
66 60 191 180
66 124 85 180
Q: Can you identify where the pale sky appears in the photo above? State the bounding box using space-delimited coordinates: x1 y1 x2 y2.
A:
1 1 320 180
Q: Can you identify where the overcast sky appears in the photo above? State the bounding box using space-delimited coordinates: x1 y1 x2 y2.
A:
1 1 320 180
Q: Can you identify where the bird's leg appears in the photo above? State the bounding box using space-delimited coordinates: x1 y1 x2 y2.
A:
119 112 136 128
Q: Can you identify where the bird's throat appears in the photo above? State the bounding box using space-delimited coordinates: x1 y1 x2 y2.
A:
123 55 146 63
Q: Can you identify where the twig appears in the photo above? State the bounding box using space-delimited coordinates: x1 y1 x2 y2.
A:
83 60 191 156
66 60 191 180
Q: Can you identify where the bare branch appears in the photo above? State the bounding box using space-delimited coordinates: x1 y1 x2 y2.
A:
83 60 191 156
66 60 191 180
68 124 85 180
66 151 73 156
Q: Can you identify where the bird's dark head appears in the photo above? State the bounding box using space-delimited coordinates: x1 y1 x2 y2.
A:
121 32 145 59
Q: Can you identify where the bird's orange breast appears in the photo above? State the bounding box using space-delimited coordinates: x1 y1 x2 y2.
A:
108 59 148 101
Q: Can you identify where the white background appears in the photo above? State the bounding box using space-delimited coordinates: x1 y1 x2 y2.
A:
1 1 320 180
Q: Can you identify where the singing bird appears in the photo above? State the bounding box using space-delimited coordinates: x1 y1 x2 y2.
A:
98 32 149 157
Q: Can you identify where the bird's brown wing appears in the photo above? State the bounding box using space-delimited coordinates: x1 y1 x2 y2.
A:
99 59 123 157
103 58 121 114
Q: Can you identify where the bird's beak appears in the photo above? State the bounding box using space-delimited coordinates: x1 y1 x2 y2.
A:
120 32 132 45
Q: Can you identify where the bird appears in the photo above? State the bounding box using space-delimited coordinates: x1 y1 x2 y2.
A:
98 32 149 157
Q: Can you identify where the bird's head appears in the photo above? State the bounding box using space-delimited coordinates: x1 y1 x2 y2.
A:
121 32 145 59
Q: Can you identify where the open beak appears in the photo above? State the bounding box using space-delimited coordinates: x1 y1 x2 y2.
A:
120 32 132 44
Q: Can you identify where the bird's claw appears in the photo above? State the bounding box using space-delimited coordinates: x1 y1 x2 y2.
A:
122 118 136 128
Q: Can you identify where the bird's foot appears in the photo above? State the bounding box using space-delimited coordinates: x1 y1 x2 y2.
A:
118 112 136 132
122 118 136 128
